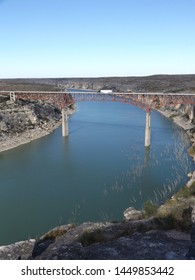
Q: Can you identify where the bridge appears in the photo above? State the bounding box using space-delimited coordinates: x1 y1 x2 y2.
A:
1 90 195 147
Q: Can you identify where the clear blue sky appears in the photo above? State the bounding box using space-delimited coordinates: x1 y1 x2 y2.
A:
0 0 195 78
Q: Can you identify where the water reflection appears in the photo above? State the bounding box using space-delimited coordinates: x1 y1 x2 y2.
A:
100 122 194 211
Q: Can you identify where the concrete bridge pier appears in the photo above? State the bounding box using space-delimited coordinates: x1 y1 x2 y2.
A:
62 108 68 137
10 92 16 102
145 110 151 147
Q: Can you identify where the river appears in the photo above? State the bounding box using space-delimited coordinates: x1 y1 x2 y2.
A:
0 101 194 245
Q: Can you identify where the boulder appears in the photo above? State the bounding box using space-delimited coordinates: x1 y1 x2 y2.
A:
0 239 35 260
123 207 143 221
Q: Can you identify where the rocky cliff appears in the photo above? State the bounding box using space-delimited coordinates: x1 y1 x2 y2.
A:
0 96 62 152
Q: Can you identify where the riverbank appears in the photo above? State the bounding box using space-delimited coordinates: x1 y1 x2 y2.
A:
158 106 195 159
0 121 62 153
157 105 195 191
0 99 75 153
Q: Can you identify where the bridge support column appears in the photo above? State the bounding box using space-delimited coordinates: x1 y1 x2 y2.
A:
145 110 151 147
10 92 16 102
62 108 68 137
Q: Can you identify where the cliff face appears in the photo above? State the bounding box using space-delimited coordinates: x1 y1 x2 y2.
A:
0 96 61 152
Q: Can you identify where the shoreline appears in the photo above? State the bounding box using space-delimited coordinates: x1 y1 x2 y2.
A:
157 107 195 188
158 107 195 132
158 107 195 154
0 107 75 153
0 120 62 153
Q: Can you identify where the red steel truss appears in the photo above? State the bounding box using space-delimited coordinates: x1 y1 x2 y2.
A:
1 91 195 112
15 91 74 110
0 91 74 110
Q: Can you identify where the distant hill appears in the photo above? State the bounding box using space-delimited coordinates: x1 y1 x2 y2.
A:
1 74 195 93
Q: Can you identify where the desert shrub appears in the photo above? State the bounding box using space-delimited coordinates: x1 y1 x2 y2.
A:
189 182 195 195
80 228 104 246
188 146 195 157
158 214 177 229
174 186 190 199
143 200 158 217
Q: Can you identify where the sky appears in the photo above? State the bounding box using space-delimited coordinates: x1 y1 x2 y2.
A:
0 0 195 78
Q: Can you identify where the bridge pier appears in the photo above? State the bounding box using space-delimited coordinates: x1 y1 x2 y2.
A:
62 108 68 137
10 92 16 102
145 110 151 147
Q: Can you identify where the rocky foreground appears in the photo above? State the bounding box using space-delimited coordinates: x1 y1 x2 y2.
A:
0 216 194 260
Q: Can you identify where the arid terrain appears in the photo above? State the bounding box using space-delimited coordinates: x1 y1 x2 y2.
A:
1 74 195 93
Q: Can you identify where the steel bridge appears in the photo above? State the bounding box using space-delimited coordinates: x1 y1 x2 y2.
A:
1 90 195 147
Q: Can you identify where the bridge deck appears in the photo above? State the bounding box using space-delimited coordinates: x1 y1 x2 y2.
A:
1 90 195 96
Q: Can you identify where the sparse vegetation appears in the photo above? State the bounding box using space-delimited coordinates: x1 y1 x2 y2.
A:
40 224 75 241
79 228 105 246
188 145 195 157
174 186 190 199
155 182 195 230
189 182 195 195
143 200 158 217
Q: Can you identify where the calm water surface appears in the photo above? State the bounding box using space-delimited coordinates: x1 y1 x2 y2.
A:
0 101 194 245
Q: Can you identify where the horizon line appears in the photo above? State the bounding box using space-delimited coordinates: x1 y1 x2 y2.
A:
1 73 195 80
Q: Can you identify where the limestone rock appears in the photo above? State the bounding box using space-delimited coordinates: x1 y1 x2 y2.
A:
0 219 193 260
187 178 195 188
192 172 195 180
0 99 63 152
0 239 35 260
0 121 7 131
123 207 143 221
